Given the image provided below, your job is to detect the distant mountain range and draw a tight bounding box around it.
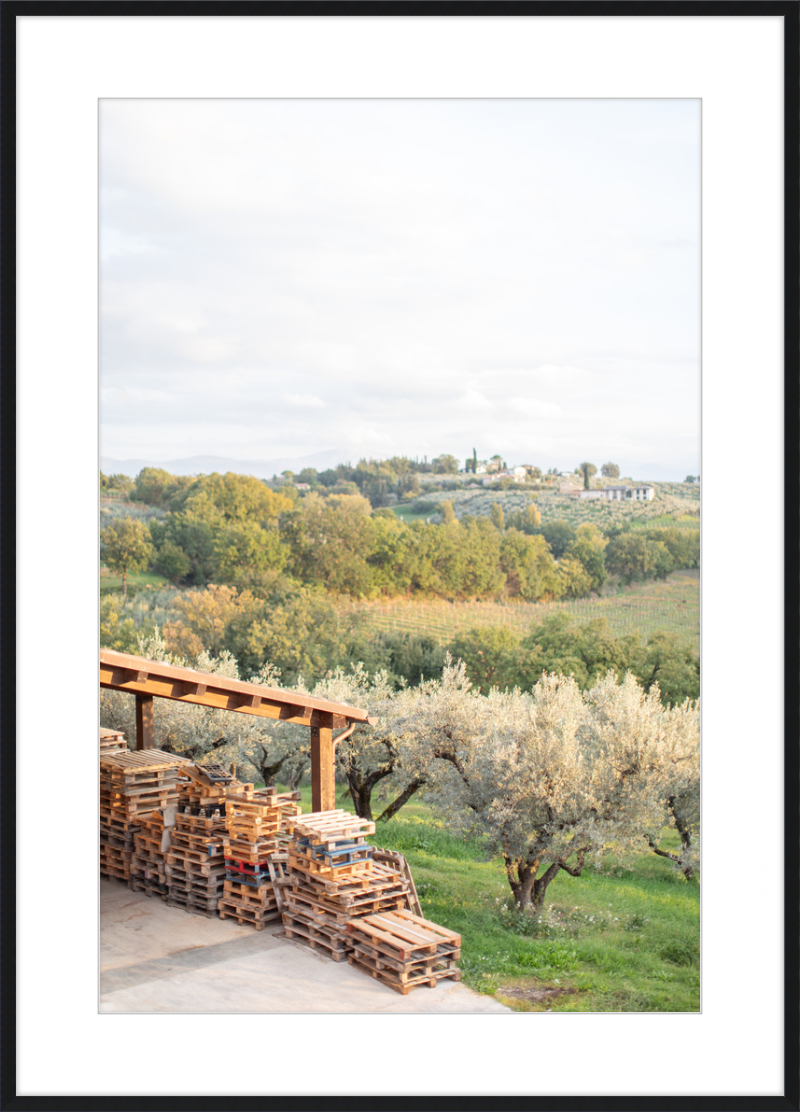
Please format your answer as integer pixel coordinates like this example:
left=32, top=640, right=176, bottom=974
left=100, top=448, right=349, bottom=480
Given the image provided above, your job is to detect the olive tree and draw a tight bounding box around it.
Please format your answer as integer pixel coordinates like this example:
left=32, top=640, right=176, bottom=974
left=314, top=661, right=483, bottom=823
left=426, top=671, right=700, bottom=912
left=641, top=696, right=700, bottom=878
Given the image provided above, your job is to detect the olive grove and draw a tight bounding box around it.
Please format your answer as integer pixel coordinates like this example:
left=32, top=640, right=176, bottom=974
left=100, top=634, right=699, bottom=910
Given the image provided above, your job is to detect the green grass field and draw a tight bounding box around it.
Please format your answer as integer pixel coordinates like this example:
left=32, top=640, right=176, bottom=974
left=338, top=569, right=700, bottom=653
left=271, top=784, right=700, bottom=1012
left=391, top=503, right=438, bottom=524
left=99, top=570, right=171, bottom=595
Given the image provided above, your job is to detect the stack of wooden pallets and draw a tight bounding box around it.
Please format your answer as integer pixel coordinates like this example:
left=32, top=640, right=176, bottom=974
left=346, top=910, right=462, bottom=995
left=280, top=811, right=413, bottom=962
left=165, top=809, right=228, bottom=917
left=100, top=749, right=189, bottom=883
left=100, top=727, right=128, bottom=755
left=178, top=762, right=240, bottom=817
left=217, top=787, right=299, bottom=930
left=129, top=808, right=171, bottom=899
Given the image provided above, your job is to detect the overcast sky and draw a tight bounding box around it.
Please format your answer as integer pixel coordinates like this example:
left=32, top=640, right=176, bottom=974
left=100, top=98, right=700, bottom=479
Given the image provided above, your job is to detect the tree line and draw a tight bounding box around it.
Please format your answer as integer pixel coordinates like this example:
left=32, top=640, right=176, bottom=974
left=100, top=467, right=699, bottom=605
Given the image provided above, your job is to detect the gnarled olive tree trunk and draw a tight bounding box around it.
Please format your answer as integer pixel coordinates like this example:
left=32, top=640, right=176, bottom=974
left=504, top=848, right=588, bottom=912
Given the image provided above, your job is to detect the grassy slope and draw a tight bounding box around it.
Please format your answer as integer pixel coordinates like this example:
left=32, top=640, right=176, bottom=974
left=391, top=504, right=437, bottom=524
left=273, top=784, right=700, bottom=1013
left=100, top=570, right=171, bottom=595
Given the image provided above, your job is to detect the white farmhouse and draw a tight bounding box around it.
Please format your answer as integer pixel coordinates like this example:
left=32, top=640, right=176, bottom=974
left=602, top=485, right=655, bottom=501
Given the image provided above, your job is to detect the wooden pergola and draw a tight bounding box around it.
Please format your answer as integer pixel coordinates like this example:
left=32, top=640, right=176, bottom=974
left=100, top=649, right=377, bottom=812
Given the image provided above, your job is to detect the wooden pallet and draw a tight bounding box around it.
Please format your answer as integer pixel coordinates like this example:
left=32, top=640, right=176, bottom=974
left=223, top=879, right=278, bottom=907
left=166, top=840, right=224, bottom=864
left=284, top=876, right=408, bottom=914
left=225, top=787, right=276, bottom=805
left=100, top=728, right=128, bottom=754
left=347, top=932, right=459, bottom=970
left=225, top=796, right=280, bottom=817
left=166, top=894, right=219, bottom=918
left=165, top=869, right=226, bottom=894
left=130, top=854, right=167, bottom=876
left=346, top=909, right=460, bottom=958
left=282, top=889, right=353, bottom=927
left=101, top=862, right=129, bottom=880
left=347, top=952, right=462, bottom=995
left=168, top=869, right=224, bottom=893
left=165, top=852, right=227, bottom=877
left=281, top=912, right=351, bottom=962
left=287, top=860, right=409, bottom=901
left=294, top=838, right=374, bottom=868
left=174, top=812, right=226, bottom=836
left=291, top=810, right=376, bottom=844
left=287, top=851, right=374, bottom=880
left=182, top=762, right=236, bottom=787
left=372, top=849, right=424, bottom=918
left=345, top=909, right=461, bottom=993
left=101, top=749, right=191, bottom=772
left=105, top=796, right=181, bottom=819
left=100, top=863, right=129, bottom=881
left=267, top=854, right=289, bottom=913
left=101, top=831, right=136, bottom=851
left=100, top=810, right=140, bottom=829
left=100, top=842, right=128, bottom=862
left=128, top=877, right=168, bottom=898
left=222, top=837, right=279, bottom=862
left=177, top=799, right=227, bottom=818
left=218, top=900, right=281, bottom=930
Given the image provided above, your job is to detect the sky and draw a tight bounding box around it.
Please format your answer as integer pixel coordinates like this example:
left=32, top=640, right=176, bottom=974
left=100, top=98, right=700, bottom=479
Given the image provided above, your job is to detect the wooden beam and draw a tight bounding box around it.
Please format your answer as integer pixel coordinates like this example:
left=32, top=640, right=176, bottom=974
left=99, top=651, right=375, bottom=726
left=180, top=681, right=207, bottom=698
left=237, top=693, right=261, bottom=709
left=310, top=722, right=335, bottom=813
left=100, top=672, right=315, bottom=725
left=123, top=667, right=149, bottom=684
left=135, top=693, right=154, bottom=750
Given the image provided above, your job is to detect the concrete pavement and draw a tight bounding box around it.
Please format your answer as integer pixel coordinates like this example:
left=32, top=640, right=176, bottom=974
left=100, top=878, right=512, bottom=1013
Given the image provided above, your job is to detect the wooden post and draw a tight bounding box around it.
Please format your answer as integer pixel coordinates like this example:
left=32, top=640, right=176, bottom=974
left=310, top=717, right=335, bottom=813
left=135, top=693, right=154, bottom=750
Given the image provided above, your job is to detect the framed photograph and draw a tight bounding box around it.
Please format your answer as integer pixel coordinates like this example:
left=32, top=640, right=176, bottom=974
left=9, top=4, right=796, bottom=1108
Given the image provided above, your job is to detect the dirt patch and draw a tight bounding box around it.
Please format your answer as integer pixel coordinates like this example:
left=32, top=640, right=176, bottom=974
left=497, top=985, right=577, bottom=1004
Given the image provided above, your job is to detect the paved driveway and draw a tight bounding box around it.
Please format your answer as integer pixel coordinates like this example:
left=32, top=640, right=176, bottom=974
left=100, top=879, right=511, bottom=1014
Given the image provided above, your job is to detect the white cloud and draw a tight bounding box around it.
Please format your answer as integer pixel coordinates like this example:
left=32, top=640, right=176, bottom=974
left=281, top=393, right=326, bottom=408
left=506, top=397, right=562, bottom=420
left=457, top=390, right=492, bottom=414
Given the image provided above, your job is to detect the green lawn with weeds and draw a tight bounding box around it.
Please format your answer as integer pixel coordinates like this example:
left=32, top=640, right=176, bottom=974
left=391, top=504, right=438, bottom=524
left=267, top=784, right=700, bottom=1013
left=100, top=571, right=171, bottom=596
